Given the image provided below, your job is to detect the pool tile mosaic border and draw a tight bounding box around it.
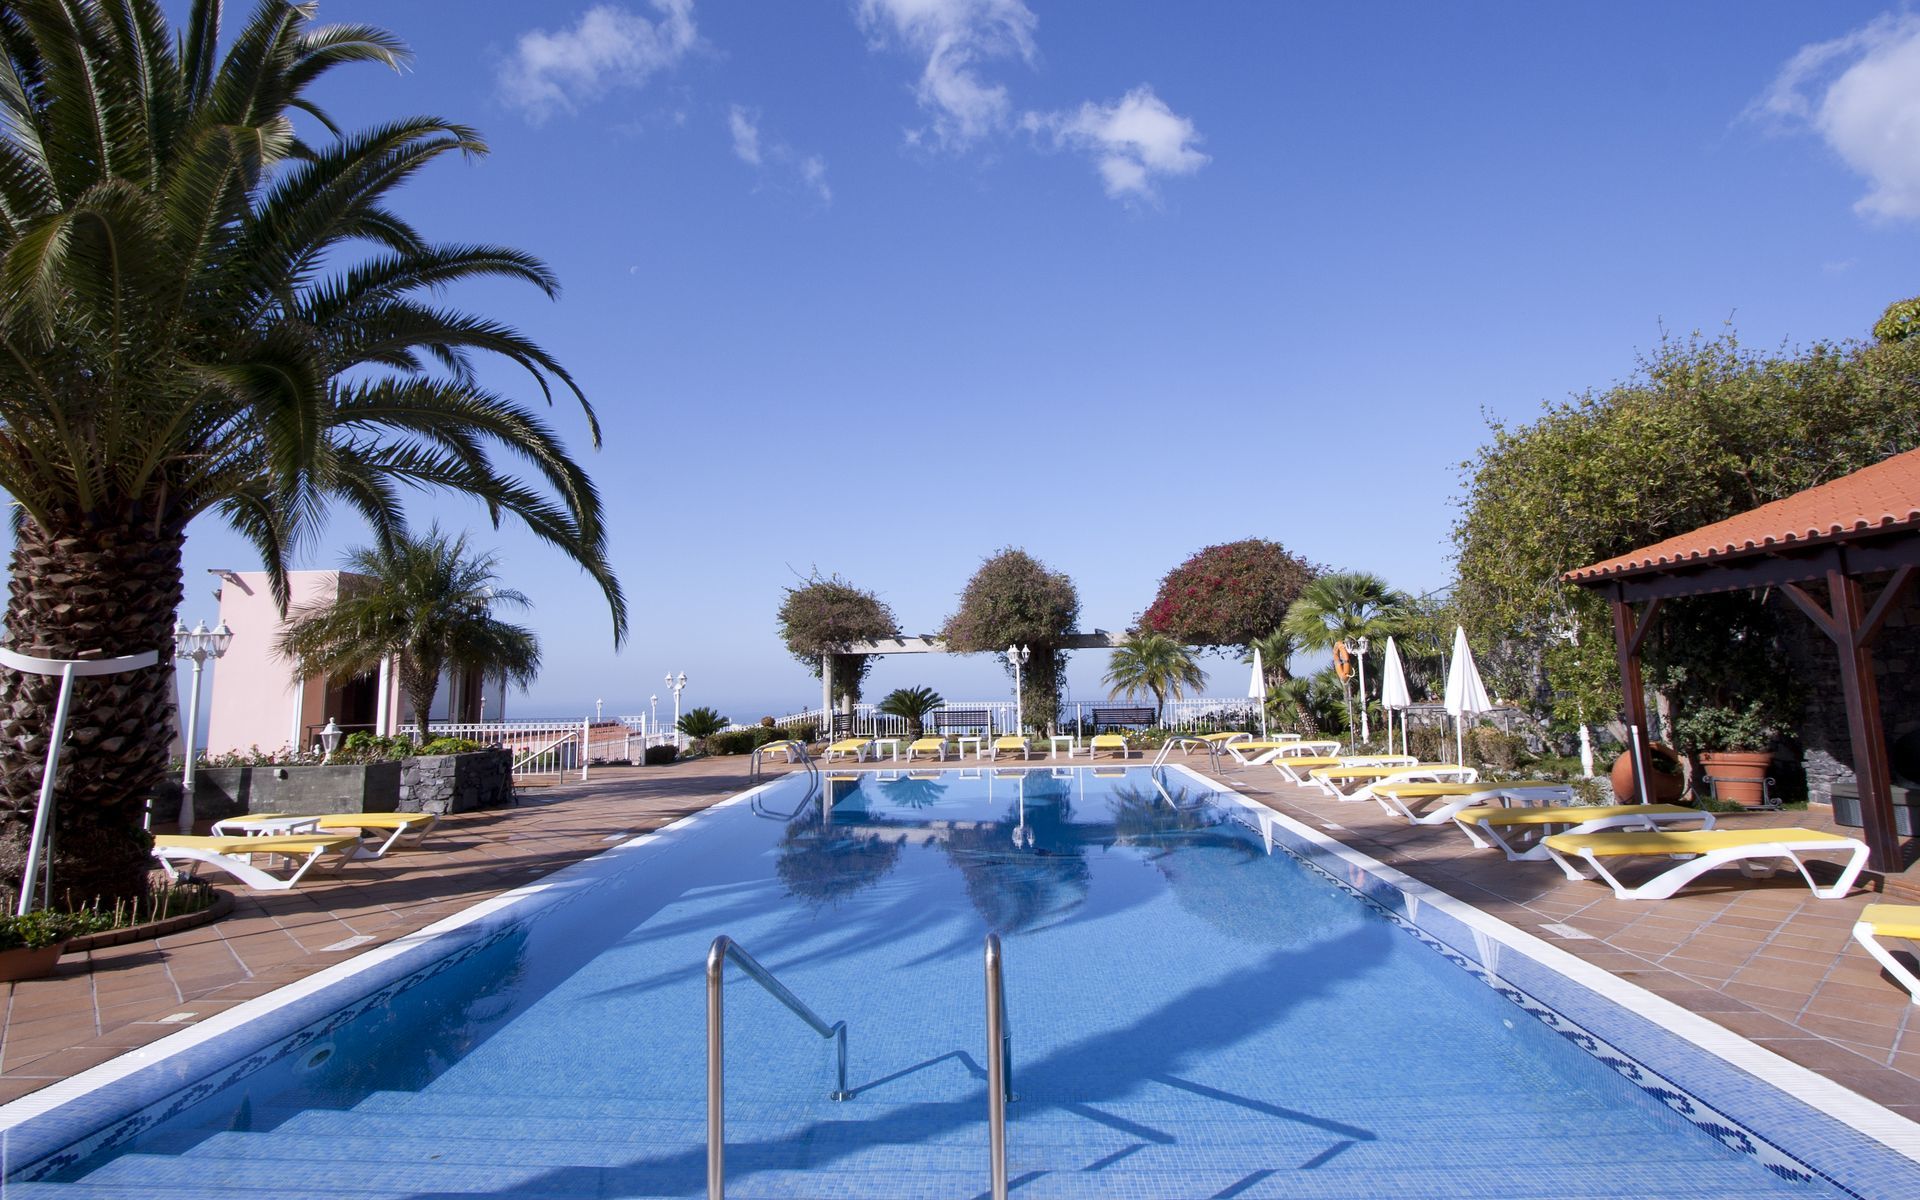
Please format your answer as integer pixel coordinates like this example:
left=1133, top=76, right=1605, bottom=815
left=1171, top=765, right=1920, bottom=1200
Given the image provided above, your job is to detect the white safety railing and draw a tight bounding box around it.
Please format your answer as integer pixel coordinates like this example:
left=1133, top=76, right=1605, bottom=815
left=427, top=719, right=592, bottom=783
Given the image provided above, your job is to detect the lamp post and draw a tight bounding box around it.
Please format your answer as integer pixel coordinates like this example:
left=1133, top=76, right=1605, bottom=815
left=1005, top=644, right=1030, bottom=734
left=650, top=693, right=659, bottom=739
left=1354, top=636, right=1371, bottom=743
left=175, top=618, right=234, bottom=834
left=319, top=718, right=343, bottom=762
left=595, top=698, right=604, bottom=723
left=666, top=671, right=687, bottom=748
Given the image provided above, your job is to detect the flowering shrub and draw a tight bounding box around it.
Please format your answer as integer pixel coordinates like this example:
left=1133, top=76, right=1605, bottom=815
left=1141, top=540, right=1317, bottom=649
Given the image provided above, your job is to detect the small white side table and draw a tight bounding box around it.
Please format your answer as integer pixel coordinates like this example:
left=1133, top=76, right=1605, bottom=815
left=1048, top=735, right=1077, bottom=759
left=209, top=815, right=321, bottom=837
left=871, top=737, right=902, bottom=763
left=956, top=735, right=985, bottom=760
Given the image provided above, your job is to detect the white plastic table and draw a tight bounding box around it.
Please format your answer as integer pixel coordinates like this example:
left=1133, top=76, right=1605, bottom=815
left=871, top=737, right=902, bottom=763
left=956, top=736, right=984, bottom=760
left=209, top=815, right=321, bottom=837
left=1048, top=735, right=1077, bottom=759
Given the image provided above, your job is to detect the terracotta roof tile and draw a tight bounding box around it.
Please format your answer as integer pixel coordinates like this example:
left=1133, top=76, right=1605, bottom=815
left=1565, top=446, right=1920, bottom=583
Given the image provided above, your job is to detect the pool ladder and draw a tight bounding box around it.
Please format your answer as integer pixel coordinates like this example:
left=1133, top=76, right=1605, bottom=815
left=1152, top=735, right=1222, bottom=772
left=705, top=933, right=1016, bottom=1200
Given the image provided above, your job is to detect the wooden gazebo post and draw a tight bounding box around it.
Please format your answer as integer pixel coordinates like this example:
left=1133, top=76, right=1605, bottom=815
left=1782, top=566, right=1915, bottom=874
left=1607, top=591, right=1662, bottom=805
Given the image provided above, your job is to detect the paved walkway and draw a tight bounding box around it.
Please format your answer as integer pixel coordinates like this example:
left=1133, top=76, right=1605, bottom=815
left=1202, top=756, right=1920, bottom=1124
left=2, top=754, right=1918, bottom=1135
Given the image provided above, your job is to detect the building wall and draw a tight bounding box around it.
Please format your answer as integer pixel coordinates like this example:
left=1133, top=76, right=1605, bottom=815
left=205, top=569, right=512, bottom=754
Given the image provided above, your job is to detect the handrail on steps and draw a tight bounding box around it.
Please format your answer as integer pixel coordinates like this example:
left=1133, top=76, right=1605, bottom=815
left=707, top=935, right=849, bottom=1200
left=985, top=932, right=1014, bottom=1200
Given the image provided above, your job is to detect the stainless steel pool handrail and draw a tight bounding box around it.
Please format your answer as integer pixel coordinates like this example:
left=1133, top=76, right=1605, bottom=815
left=1152, top=735, right=1220, bottom=772
left=985, top=933, right=1012, bottom=1200
left=707, top=935, right=850, bottom=1200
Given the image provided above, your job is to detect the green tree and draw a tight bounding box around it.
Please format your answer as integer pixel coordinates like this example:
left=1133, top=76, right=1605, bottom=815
left=1284, top=572, right=1410, bottom=737
left=877, top=686, right=943, bottom=738
left=1453, top=329, right=1920, bottom=740
left=942, top=548, right=1080, bottom=732
left=0, top=2, right=622, bottom=906
left=1102, top=634, right=1206, bottom=724
left=278, top=530, right=539, bottom=742
left=1268, top=669, right=1347, bottom=737
left=1240, top=628, right=1297, bottom=689
left=677, top=707, right=731, bottom=753
left=776, top=572, right=899, bottom=706
left=1140, top=539, right=1317, bottom=651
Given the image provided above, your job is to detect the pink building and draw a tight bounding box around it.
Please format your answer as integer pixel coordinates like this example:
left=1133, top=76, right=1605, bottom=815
left=203, top=570, right=504, bottom=756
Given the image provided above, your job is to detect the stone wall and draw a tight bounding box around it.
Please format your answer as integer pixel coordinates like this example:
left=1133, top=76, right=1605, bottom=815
left=1777, top=583, right=1920, bottom=803
left=398, top=749, right=513, bottom=814
left=192, top=761, right=401, bottom=820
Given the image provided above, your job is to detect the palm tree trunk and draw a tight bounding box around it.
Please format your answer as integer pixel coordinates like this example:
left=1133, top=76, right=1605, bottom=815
left=0, top=517, right=185, bottom=907
left=402, top=660, right=439, bottom=743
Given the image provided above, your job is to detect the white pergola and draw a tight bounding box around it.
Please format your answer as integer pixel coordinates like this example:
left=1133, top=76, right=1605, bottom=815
left=820, top=631, right=1128, bottom=724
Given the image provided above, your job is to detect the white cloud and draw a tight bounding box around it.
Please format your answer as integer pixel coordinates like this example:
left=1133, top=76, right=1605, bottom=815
left=800, top=155, right=833, bottom=203
left=1751, top=14, right=1920, bottom=220
left=500, top=1, right=697, bottom=123
left=728, top=104, right=762, bottom=164
left=1026, top=86, right=1208, bottom=200
left=726, top=107, right=831, bottom=204
left=856, top=0, right=1038, bottom=147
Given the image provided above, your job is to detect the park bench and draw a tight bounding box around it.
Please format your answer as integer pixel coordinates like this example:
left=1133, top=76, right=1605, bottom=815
left=1089, top=706, right=1156, bottom=730
left=932, top=709, right=993, bottom=735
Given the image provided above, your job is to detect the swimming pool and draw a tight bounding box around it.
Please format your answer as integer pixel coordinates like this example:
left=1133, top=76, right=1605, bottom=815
left=1, top=765, right=1913, bottom=1197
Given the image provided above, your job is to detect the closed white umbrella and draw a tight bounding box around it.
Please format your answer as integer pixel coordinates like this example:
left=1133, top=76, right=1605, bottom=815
left=1379, top=635, right=1412, bottom=757
left=1248, top=647, right=1269, bottom=740
left=1442, top=626, right=1492, bottom=766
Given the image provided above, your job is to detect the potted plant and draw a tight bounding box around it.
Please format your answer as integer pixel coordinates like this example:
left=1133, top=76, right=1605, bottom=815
left=1674, top=702, right=1779, bottom=807
left=0, top=909, right=112, bottom=981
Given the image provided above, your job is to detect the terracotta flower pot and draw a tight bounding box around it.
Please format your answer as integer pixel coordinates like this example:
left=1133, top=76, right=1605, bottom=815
left=1609, top=744, right=1684, bottom=803
left=0, top=941, right=67, bottom=982
left=1698, top=750, right=1774, bottom=807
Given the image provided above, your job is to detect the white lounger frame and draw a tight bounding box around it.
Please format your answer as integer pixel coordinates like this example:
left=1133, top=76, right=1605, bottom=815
left=987, top=738, right=1031, bottom=761
left=322, top=814, right=439, bottom=860
left=1853, top=920, right=1920, bottom=1005
left=1227, top=739, right=1342, bottom=767
left=1455, top=804, right=1711, bottom=863
left=1546, top=835, right=1870, bottom=901
left=151, top=839, right=360, bottom=891
left=1342, top=765, right=1481, bottom=803
left=822, top=740, right=873, bottom=763
left=1372, top=781, right=1571, bottom=825
left=1271, top=753, right=1411, bottom=786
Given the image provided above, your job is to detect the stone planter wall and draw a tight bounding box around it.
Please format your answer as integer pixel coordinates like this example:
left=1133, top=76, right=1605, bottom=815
left=399, top=749, right=513, bottom=814
left=191, top=761, right=401, bottom=821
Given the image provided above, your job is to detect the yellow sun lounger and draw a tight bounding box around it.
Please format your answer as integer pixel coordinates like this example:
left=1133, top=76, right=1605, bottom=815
left=1370, top=780, right=1572, bottom=824
left=754, top=739, right=807, bottom=765
left=1853, top=904, right=1920, bottom=1004
left=989, top=736, right=1031, bottom=760
left=823, top=738, right=873, bottom=763
left=1541, top=827, right=1869, bottom=900
left=1269, top=756, right=1347, bottom=784
left=905, top=736, right=949, bottom=761
left=1451, top=802, right=1710, bottom=862
left=1089, top=733, right=1130, bottom=758
left=151, top=833, right=363, bottom=891
left=312, top=812, right=440, bottom=858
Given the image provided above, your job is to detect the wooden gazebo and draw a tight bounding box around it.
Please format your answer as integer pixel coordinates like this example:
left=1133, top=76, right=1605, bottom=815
left=1566, top=447, right=1920, bottom=876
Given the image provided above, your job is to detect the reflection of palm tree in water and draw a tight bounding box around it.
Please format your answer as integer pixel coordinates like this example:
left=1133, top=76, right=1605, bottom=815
left=941, top=772, right=1091, bottom=932
left=775, top=823, right=903, bottom=905
left=875, top=773, right=948, bottom=810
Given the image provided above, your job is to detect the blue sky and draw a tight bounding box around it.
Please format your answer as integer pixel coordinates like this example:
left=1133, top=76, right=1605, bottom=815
left=148, top=1, right=1920, bottom=721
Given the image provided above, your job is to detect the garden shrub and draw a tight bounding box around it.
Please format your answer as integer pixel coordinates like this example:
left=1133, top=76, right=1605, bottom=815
left=0, top=909, right=114, bottom=951
left=706, top=730, right=759, bottom=756
left=419, top=736, right=482, bottom=756
left=643, top=743, right=679, bottom=766
left=1468, top=727, right=1526, bottom=770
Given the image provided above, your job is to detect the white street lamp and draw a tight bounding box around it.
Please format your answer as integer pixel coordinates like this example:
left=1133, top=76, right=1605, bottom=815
left=649, top=693, right=659, bottom=738
left=175, top=618, right=234, bottom=833
left=595, top=698, right=604, bottom=723
left=1005, top=644, right=1030, bottom=733
left=666, top=671, right=688, bottom=748
left=1354, top=636, right=1372, bottom=743
left=319, top=717, right=343, bottom=761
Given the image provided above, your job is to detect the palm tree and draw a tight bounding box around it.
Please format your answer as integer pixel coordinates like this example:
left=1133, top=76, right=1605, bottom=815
left=0, top=2, right=624, bottom=904
left=877, top=686, right=943, bottom=738
left=278, top=531, right=539, bottom=741
left=677, top=707, right=730, bottom=754
left=1102, top=634, right=1206, bottom=724
left=1240, top=627, right=1296, bottom=688
left=1283, top=573, right=1410, bottom=736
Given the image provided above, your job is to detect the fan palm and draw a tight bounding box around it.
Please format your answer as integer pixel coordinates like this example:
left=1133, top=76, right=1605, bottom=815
left=876, top=685, right=943, bottom=738
left=1240, top=627, right=1296, bottom=687
left=1102, top=633, right=1205, bottom=724
left=1282, top=573, right=1409, bottom=734
left=0, top=2, right=624, bottom=904
left=277, top=530, right=539, bottom=741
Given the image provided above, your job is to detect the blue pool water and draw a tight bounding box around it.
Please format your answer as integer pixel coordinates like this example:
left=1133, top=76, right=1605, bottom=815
left=8, top=768, right=1856, bottom=1197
